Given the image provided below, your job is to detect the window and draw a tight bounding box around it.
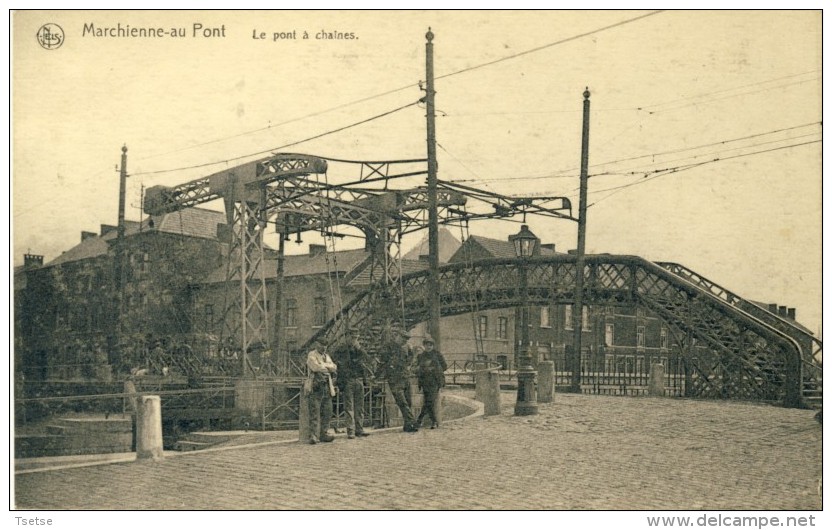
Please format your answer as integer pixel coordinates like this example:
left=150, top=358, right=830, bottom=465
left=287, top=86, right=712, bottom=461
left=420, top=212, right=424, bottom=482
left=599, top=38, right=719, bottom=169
left=637, top=326, right=645, bottom=349
left=605, top=323, right=614, bottom=346
left=496, top=355, right=508, bottom=370
left=497, top=317, right=509, bottom=339
left=582, top=306, right=591, bottom=330
left=564, top=305, right=573, bottom=330
left=540, top=306, right=550, bottom=328
left=478, top=315, right=488, bottom=339
left=660, top=328, right=668, bottom=350
left=605, top=306, right=615, bottom=315
left=285, top=299, right=297, bottom=327
left=636, top=307, right=645, bottom=318
left=313, top=297, right=327, bottom=326
left=204, top=304, right=214, bottom=333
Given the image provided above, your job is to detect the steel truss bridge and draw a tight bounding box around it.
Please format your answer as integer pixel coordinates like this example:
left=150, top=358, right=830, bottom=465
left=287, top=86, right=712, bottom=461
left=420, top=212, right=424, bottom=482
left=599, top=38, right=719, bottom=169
left=304, top=255, right=821, bottom=409
left=143, top=153, right=572, bottom=369
left=143, top=153, right=820, bottom=408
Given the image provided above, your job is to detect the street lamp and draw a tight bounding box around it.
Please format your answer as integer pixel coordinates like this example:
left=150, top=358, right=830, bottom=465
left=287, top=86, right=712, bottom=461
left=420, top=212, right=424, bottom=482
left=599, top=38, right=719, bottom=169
left=510, top=224, right=539, bottom=416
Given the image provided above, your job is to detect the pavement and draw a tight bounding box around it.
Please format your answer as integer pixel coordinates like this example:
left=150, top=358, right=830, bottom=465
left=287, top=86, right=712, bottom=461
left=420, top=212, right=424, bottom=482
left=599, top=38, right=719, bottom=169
left=13, top=390, right=822, bottom=510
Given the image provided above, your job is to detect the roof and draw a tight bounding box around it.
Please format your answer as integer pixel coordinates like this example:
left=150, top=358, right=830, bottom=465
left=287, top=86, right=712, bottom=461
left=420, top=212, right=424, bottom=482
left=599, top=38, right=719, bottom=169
left=749, top=301, right=814, bottom=335
left=346, top=258, right=429, bottom=287
left=44, top=208, right=225, bottom=268
left=402, top=227, right=461, bottom=263
left=452, top=235, right=558, bottom=260
left=201, top=248, right=371, bottom=285
left=147, top=207, right=226, bottom=241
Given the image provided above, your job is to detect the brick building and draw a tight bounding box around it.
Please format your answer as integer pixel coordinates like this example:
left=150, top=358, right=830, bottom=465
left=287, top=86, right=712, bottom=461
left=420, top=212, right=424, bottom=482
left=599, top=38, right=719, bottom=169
left=16, top=208, right=225, bottom=381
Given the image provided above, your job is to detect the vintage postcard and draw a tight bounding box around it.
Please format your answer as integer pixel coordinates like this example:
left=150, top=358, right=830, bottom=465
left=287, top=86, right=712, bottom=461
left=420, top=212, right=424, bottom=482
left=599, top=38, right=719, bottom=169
left=10, top=9, right=823, bottom=520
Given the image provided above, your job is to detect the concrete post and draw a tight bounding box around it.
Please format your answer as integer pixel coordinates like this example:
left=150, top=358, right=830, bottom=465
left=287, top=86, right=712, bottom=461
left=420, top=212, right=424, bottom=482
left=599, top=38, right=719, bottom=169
left=538, top=361, right=555, bottom=403
left=474, top=371, right=488, bottom=404
left=476, top=371, right=502, bottom=416
left=136, top=395, right=163, bottom=460
left=298, top=384, right=310, bottom=443
left=649, top=363, right=666, bottom=397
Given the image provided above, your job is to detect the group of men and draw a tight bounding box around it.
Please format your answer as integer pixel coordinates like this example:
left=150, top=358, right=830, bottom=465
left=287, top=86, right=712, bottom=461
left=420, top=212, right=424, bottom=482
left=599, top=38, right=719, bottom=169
left=305, top=327, right=448, bottom=444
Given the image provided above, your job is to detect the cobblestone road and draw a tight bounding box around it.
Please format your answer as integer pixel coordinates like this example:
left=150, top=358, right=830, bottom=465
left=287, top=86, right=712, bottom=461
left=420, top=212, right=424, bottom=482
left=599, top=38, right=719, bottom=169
left=14, top=392, right=822, bottom=510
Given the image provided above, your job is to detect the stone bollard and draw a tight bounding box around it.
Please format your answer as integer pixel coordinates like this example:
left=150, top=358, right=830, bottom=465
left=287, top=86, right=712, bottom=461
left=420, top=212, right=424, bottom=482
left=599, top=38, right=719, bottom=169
left=298, top=384, right=310, bottom=443
left=649, top=363, right=666, bottom=397
left=538, top=361, right=555, bottom=403
left=136, top=395, right=163, bottom=460
left=474, top=371, right=486, bottom=401
left=476, top=370, right=502, bottom=416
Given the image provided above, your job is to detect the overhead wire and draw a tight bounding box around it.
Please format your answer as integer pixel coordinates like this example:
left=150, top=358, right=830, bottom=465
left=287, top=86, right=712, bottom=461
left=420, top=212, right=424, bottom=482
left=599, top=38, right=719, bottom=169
left=443, top=121, right=822, bottom=185
left=132, top=11, right=664, bottom=168
left=130, top=100, right=422, bottom=177
left=586, top=139, right=822, bottom=207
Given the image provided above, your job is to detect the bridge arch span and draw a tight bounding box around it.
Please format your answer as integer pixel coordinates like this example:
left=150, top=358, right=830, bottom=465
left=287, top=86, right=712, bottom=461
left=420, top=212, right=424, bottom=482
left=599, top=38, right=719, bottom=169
left=306, top=254, right=807, bottom=407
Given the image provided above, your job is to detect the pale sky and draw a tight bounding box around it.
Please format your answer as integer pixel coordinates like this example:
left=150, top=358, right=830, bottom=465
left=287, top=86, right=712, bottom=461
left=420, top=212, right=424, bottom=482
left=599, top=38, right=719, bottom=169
left=12, top=10, right=823, bottom=334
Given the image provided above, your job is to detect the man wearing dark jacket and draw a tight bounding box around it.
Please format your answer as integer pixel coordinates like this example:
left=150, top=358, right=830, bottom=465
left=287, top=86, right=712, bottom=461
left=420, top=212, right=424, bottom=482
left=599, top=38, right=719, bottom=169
left=379, top=327, right=418, bottom=432
left=331, top=332, right=372, bottom=439
left=415, top=335, right=448, bottom=429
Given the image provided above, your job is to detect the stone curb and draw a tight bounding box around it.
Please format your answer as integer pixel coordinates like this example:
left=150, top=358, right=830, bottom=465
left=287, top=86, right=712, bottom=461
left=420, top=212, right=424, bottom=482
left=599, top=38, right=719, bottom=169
left=15, top=392, right=485, bottom=474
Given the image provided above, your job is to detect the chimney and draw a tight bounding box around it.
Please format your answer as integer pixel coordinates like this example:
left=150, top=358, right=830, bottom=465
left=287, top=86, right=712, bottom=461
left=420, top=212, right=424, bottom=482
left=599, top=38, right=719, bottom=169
left=309, top=244, right=326, bottom=256
left=23, top=254, right=43, bottom=269
left=787, top=308, right=796, bottom=320
left=567, top=249, right=577, bottom=255
left=81, top=231, right=97, bottom=242
left=778, top=305, right=788, bottom=317
left=100, top=224, right=117, bottom=236
left=540, top=243, right=556, bottom=253
left=768, top=303, right=778, bottom=314
left=419, top=254, right=430, bottom=262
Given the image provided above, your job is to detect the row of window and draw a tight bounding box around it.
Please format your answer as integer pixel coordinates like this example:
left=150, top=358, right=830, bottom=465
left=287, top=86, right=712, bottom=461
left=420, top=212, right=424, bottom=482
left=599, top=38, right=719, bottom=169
left=604, top=324, right=668, bottom=349
left=202, top=297, right=330, bottom=333
left=476, top=315, right=509, bottom=340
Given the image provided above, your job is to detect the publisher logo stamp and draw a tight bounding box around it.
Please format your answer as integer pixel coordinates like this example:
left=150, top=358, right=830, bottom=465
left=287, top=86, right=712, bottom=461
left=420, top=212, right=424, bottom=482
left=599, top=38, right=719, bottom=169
left=37, top=23, right=64, bottom=50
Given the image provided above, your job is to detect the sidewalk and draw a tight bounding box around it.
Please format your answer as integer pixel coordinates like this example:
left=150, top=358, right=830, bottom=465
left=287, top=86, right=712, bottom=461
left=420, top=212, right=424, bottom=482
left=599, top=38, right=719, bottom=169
left=13, top=391, right=822, bottom=510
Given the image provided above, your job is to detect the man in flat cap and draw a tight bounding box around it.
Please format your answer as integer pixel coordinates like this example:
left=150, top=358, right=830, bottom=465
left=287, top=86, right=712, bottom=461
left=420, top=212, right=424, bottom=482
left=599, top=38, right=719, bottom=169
left=379, top=326, right=418, bottom=432
left=415, top=335, right=448, bottom=429
left=306, top=338, right=337, bottom=444
left=331, top=330, right=372, bottom=439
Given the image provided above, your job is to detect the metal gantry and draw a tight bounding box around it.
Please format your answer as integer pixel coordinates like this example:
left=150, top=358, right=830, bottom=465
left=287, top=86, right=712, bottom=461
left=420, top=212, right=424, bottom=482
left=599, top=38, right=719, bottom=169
left=143, top=152, right=573, bottom=375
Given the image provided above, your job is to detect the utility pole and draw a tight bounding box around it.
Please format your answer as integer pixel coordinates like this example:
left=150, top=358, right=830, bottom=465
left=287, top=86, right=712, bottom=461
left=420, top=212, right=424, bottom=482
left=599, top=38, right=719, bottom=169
left=570, top=89, right=591, bottom=393
left=275, top=224, right=287, bottom=374
left=425, top=28, right=441, bottom=349
left=112, top=144, right=128, bottom=367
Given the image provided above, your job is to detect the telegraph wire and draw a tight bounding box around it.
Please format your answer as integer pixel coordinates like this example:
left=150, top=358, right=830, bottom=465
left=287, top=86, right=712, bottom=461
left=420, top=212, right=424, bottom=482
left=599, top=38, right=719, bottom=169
left=131, top=100, right=422, bottom=177
left=597, top=131, right=822, bottom=177
left=638, top=76, right=820, bottom=115
left=135, top=12, right=663, bottom=164
left=444, top=121, right=821, bottom=185
left=585, top=139, right=822, bottom=206
left=436, top=11, right=664, bottom=81
left=588, top=122, right=821, bottom=172
left=636, top=69, right=820, bottom=112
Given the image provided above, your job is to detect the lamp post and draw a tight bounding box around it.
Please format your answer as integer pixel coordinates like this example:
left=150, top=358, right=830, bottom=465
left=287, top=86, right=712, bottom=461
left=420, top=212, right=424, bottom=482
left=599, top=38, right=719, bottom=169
left=511, top=224, right=539, bottom=416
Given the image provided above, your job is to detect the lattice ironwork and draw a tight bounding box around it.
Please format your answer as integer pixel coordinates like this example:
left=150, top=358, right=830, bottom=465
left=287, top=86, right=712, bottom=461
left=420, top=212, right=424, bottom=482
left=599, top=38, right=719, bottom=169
left=305, top=254, right=808, bottom=407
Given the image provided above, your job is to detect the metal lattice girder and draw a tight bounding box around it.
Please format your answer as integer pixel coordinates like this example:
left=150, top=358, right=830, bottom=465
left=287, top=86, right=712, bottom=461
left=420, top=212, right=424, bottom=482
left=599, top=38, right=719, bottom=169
left=144, top=154, right=328, bottom=215
left=304, top=254, right=805, bottom=407
left=657, top=262, right=822, bottom=365
left=220, top=199, right=270, bottom=368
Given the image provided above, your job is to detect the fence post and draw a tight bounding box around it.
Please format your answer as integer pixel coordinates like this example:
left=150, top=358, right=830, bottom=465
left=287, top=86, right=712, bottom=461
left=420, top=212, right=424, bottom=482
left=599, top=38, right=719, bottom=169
left=538, top=361, right=555, bottom=403
left=649, top=363, right=666, bottom=397
left=136, top=395, right=163, bottom=460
